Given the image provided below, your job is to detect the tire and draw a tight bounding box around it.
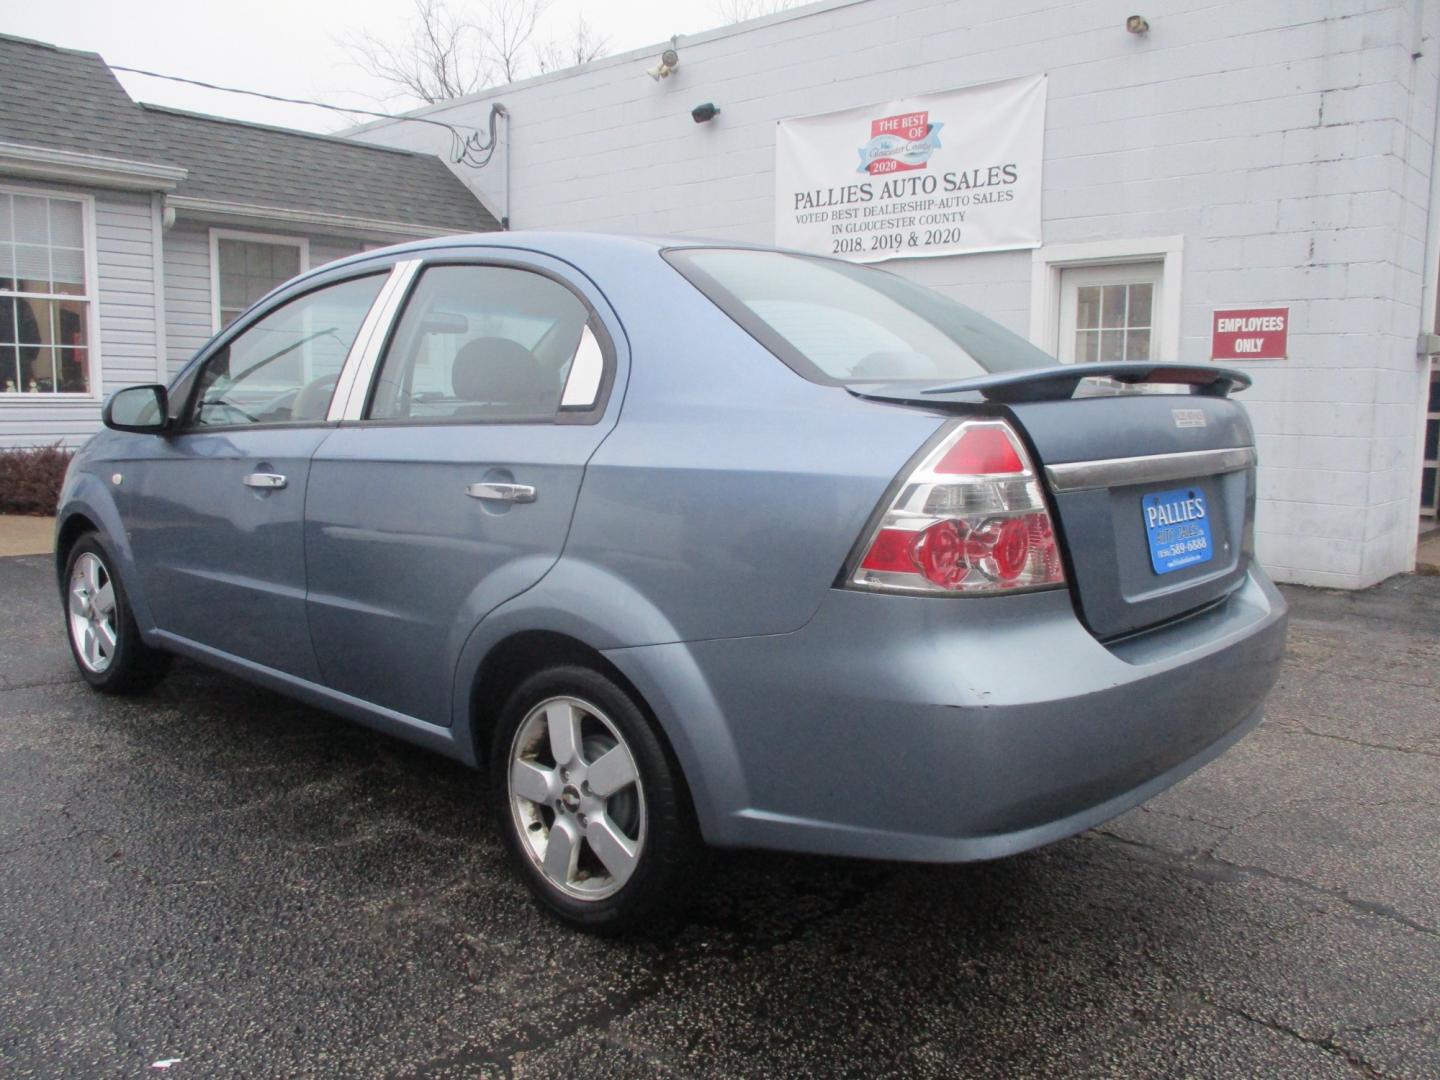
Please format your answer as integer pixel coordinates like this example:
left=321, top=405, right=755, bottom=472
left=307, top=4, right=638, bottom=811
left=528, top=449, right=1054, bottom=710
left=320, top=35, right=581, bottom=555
left=62, top=534, right=170, bottom=694
left=489, top=664, right=703, bottom=932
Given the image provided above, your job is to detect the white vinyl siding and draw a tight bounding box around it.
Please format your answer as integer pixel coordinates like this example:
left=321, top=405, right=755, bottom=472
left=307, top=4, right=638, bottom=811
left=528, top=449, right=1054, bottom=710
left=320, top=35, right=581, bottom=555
left=311, top=237, right=365, bottom=271
left=161, top=224, right=212, bottom=376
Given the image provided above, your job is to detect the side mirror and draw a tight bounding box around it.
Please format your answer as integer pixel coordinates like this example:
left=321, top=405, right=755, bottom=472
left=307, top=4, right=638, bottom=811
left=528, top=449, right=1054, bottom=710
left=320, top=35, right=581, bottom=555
left=103, top=384, right=170, bottom=434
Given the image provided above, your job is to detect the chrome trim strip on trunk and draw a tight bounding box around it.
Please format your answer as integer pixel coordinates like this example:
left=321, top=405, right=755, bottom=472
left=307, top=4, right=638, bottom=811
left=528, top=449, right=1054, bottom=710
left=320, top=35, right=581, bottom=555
left=1045, top=446, right=1256, bottom=493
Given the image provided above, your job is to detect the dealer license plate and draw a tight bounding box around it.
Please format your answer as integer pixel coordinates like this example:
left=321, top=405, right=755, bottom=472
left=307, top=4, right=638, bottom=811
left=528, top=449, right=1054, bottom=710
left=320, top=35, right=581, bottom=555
left=1142, top=487, right=1214, bottom=575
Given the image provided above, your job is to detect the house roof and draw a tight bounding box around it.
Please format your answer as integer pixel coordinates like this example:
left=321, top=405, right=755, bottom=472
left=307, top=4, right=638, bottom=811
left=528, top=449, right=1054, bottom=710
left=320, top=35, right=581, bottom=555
left=142, top=106, right=497, bottom=233
left=0, top=34, right=173, bottom=165
left=0, top=32, right=495, bottom=234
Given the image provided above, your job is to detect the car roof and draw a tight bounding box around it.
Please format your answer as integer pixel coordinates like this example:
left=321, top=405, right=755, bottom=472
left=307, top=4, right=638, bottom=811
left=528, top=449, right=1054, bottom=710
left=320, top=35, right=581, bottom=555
left=300, top=230, right=781, bottom=284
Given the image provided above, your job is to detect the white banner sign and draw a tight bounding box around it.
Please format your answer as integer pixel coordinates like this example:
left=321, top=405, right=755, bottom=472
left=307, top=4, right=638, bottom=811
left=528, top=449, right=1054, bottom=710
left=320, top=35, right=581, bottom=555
left=774, top=75, right=1046, bottom=263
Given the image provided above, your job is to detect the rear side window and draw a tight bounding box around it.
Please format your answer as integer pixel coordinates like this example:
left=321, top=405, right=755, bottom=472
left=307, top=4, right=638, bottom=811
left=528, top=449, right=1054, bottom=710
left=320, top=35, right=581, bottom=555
left=664, top=248, right=1058, bottom=384
left=367, top=265, right=598, bottom=422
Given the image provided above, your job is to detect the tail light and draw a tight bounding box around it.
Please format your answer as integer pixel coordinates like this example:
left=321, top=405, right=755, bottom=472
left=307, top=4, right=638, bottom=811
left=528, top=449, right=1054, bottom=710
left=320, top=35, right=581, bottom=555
left=847, top=419, right=1065, bottom=595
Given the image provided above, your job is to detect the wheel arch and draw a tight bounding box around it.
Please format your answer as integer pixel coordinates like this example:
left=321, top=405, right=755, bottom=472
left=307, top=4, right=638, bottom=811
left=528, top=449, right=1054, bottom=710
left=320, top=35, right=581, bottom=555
left=466, top=628, right=707, bottom=831
left=469, top=630, right=641, bottom=768
left=55, top=510, right=99, bottom=584
left=453, top=564, right=751, bottom=845
left=53, top=474, right=158, bottom=637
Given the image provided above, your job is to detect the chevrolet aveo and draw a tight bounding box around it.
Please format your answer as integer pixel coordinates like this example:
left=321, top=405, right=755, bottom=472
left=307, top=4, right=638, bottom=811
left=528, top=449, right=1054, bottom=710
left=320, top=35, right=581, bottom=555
left=57, top=234, right=1287, bottom=930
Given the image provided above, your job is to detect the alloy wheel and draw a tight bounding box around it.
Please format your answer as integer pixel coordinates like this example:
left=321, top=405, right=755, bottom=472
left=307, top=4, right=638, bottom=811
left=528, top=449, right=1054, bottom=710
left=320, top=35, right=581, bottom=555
left=507, top=695, right=646, bottom=901
left=68, top=552, right=117, bottom=674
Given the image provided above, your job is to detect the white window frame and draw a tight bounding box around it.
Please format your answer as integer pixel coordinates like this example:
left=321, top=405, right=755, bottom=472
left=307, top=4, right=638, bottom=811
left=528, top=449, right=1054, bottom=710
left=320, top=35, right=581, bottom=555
left=209, top=228, right=309, bottom=333
left=0, top=182, right=102, bottom=402
left=1029, top=236, right=1183, bottom=363
left=1056, top=262, right=1164, bottom=364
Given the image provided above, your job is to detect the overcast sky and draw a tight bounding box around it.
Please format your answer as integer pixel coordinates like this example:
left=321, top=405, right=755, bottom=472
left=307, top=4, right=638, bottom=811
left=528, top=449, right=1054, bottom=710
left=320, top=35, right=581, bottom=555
left=4, top=0, right=752, bottom=133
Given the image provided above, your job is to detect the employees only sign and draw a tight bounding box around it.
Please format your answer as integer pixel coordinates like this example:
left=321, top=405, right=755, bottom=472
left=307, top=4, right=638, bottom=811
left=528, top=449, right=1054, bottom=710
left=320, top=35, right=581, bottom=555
left=774, top=75, right=1046, bottom=262
left=1211, top=307, right=1289, bottom=360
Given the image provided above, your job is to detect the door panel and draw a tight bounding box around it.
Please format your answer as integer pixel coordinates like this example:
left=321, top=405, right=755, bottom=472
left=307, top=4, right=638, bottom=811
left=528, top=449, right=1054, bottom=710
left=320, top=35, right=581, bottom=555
left=304, top=257, right=624, bottom=727
left=121, top=270, right=391, bottom=678
left=305, top=426, right=608, bottom=723
left=126, top=429, right=331, bottom=679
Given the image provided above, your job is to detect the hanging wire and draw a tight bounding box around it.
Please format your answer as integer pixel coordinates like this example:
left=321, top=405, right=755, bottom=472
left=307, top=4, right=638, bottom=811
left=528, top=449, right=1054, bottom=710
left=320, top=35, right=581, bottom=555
left=109, top=64, right=504, bottom=168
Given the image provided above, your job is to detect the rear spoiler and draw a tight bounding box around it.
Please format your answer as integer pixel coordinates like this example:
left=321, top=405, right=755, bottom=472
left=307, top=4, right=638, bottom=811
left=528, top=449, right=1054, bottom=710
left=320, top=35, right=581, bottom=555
left=850, top=362, right=1252, bottom=405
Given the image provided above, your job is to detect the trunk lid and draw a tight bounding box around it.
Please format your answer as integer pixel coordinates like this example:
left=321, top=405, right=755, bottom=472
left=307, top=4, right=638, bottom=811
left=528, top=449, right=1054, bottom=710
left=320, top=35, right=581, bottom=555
left=850, top=364, right=1257, bottom=639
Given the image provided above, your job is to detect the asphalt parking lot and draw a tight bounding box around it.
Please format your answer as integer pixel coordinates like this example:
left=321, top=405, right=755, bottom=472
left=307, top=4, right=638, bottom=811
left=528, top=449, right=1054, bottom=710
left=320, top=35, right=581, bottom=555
left=2, top=553, right=1438, bottom=1079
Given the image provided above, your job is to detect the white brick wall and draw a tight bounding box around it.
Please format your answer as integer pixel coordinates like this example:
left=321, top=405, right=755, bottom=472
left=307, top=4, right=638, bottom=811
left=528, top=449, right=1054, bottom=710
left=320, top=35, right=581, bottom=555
left=351, top=0, right=1440, bottom=587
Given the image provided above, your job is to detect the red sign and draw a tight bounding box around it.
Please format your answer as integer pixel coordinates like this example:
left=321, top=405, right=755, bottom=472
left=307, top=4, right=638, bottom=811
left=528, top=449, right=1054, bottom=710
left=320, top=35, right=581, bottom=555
left=863, top=111, right=933, bottom=174
left=871, top=111, right=930, bottom=141
left=1211, top=307, right=1289, bottom=360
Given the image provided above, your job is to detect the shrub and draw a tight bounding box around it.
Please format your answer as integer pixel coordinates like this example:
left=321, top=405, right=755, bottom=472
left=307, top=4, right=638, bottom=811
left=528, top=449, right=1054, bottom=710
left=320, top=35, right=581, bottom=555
left=0, top=443, right=74, bottom=516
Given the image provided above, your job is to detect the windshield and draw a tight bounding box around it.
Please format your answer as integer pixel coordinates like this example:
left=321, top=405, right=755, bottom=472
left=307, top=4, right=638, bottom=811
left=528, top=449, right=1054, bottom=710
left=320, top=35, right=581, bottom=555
left=664, top=248, right=1059, bottom=384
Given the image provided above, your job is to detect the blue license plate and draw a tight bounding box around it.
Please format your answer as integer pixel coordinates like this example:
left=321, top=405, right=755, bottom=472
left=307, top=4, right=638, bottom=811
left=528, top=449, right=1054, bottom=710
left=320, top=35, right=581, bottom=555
left=1142, top=487, right=1214, bottom=574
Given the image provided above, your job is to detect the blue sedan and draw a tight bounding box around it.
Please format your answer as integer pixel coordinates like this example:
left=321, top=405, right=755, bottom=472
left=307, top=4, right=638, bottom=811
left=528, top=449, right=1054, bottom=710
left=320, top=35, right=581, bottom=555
left=56, top=233, right=1287, bottom=930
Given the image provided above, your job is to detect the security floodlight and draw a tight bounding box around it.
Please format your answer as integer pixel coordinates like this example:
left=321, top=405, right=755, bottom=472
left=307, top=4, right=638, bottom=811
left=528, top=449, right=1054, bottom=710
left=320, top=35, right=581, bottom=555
left=648, top=42, right=680, bottom=80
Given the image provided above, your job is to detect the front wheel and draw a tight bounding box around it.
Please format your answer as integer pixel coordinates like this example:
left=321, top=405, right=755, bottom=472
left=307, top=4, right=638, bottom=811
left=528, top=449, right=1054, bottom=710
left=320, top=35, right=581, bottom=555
left=63, top=534, right=169, bottom=693
left=490, top=665, right=702, bottom=932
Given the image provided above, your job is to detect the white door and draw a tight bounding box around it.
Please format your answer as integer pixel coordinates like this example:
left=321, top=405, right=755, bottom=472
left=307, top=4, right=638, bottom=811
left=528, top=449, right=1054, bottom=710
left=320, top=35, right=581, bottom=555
left=1057, top=262, right=1164, bottom=363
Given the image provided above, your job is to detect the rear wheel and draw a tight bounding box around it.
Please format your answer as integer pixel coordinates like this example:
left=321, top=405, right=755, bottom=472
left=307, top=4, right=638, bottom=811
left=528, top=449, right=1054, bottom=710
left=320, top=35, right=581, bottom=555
left=63, top=534, right=169, bottom=693
left=490, top=664, right=701, bottom=931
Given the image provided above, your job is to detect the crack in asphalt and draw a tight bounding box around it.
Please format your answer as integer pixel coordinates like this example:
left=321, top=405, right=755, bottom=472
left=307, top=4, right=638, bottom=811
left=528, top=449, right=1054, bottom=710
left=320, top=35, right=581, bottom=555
left=1267, top=718, right=1440, bottom=761
left=1093, top=830, right=1439, bottom=939
left=1196, top=995, right=1385, bottom=1078
left=0, top=676, right=81, bottom=691
left=399, top=870, right=891, bottom=1078
left=1281, top=659, right=1438, bottom=694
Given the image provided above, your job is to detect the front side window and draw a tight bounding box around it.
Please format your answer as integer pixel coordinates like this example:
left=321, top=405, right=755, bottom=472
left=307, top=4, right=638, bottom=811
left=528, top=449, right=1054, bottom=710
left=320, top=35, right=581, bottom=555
left=368, top=265, right=595, bottom=422
left=214, top=235, right=305, bottom=329
left=189, top=273, right=385, bottom=428
left=664, top=248, right=1057, bottom=384
left=0, top=190, right=92, bottom=395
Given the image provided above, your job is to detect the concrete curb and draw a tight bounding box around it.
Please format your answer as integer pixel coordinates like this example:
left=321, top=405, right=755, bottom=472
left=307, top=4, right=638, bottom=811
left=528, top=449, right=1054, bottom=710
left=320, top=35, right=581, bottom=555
left=1418, top=529, right=1440, bottom=576
left=0, top=516, right=54, bottom=558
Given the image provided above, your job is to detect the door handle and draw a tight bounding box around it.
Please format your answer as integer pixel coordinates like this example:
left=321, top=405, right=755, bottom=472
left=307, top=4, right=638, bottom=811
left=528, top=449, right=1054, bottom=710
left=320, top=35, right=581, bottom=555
left=243, top=472, right=288, bottom=490
left=465, top=481, right=536, bottom=504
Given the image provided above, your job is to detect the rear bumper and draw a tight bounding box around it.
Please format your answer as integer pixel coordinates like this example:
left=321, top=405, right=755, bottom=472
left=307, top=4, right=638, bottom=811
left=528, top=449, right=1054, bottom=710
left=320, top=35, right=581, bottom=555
left=610, top=569, right=1287, bottom=862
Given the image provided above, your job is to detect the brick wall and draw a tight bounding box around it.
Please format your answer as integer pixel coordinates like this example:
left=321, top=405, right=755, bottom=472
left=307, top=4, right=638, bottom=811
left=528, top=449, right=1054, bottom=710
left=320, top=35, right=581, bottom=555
left=351, top=0, right=1440, bottom=587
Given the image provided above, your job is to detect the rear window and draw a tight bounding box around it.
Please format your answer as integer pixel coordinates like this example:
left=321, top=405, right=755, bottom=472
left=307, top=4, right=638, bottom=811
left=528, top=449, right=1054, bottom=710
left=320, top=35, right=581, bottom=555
left=664, top=248, right=1058, bottom=384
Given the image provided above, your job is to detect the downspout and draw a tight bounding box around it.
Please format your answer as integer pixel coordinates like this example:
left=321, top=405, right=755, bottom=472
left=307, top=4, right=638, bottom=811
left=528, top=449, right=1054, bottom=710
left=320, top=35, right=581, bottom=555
left=150, top=193, right=168, bottom=383
left=1405, top=0, right=1439, bottom=567
left=498, top=104, right=512, bottom=230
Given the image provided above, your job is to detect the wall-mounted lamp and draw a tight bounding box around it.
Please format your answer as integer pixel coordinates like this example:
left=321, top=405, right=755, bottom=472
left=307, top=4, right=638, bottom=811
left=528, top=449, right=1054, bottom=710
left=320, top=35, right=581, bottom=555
left=648, top=39, right=680, bottom=80
left=691, top=102, right=720, bottom=124
left=1126, top=14, right=1150, bottom=34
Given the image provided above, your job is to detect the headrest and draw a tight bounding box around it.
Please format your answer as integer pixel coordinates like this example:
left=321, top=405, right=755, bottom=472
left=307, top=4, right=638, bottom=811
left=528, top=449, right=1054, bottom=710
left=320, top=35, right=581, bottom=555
left=451, top=337, right=551, bottom=408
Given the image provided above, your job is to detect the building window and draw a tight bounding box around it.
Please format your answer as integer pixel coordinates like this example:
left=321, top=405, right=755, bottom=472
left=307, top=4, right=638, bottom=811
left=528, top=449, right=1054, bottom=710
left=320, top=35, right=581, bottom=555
left=0, top=189, right=93, bottom=395
left=1058, top=262, right=1162, bottom=363
left=211, top=231, right=307, bottom=330
left=1029, top=237, right=1183, bottom=364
